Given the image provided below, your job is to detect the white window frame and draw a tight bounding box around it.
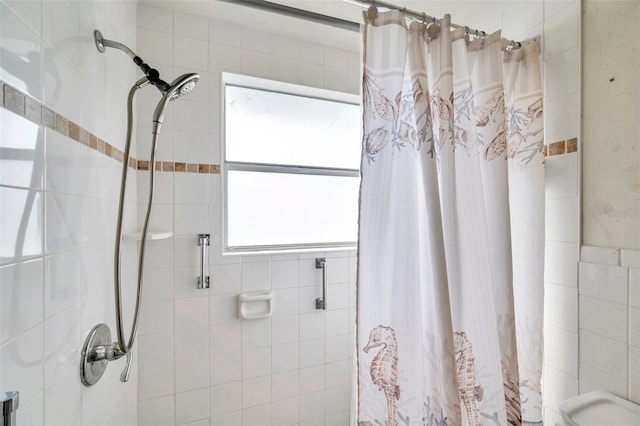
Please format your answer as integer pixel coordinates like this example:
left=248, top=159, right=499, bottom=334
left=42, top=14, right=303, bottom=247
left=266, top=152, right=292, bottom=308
left=221, top=73, right=361, bottom=254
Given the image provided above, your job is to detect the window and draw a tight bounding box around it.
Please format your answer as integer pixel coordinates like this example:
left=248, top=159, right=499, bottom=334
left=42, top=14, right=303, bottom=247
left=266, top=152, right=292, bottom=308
left=222, top=74, right=361, bottom=252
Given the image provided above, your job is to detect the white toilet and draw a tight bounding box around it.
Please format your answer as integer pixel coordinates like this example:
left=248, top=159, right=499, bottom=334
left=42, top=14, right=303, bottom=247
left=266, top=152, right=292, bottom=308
left=559, top=391, right=640, bottom=426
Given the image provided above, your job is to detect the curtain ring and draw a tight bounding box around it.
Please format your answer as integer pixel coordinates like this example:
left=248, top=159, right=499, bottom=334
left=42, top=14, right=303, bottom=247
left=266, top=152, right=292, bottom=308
left=367, top=1, right=378, bottom=20
left=506, top=40, right=520, bottom=51
left=421, top=12, right=427, bottom=25
left=464, top=26, right=469, bottom=35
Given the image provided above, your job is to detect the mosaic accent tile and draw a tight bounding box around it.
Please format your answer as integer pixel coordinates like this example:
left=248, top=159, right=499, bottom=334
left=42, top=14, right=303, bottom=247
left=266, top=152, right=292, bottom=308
left=549, top=141, right=565, bottom=156
left=544, top=137, right=579, bottom=157
left=69, top=121, right=81, bottom=141
left=4, top=84, right=25, bottom=116
left=25, top=97, right=41, bottom=123
left=113, top=148, right=124, bottom=163
left=0, top=78, right=221, bottom=175
left=41, top=106, right=56, bottom=128
left=55, top=114, right=69, bottom=136
left=79, top=128, right=89, bottom=145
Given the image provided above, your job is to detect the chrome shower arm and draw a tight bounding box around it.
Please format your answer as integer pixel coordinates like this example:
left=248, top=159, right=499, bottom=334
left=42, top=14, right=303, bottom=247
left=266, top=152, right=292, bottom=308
left=94, top=31, right=138, bottom=59
left=94, top=29, right=170, bottom=93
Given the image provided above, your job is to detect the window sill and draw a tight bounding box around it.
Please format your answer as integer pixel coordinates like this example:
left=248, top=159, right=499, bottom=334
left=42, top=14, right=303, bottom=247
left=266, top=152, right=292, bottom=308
left=223, top=244, right=357, bottom=257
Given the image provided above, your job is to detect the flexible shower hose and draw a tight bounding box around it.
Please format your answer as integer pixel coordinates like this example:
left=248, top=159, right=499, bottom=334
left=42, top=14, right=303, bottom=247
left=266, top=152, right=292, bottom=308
left=112, top=77, right=157, bottom=381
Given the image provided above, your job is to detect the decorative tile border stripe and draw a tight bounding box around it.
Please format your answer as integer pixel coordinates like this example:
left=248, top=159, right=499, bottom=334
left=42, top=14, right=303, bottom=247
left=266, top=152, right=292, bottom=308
left=543, top=137, right=578, bottom=157
left=0, top=80, right=219, bottom=174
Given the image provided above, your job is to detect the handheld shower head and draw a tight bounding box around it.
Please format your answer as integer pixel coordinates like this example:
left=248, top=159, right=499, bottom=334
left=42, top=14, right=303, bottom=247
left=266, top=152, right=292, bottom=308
left=152, top=73, right=200, bottom=134
left=166, top=73, right=200, bottom=101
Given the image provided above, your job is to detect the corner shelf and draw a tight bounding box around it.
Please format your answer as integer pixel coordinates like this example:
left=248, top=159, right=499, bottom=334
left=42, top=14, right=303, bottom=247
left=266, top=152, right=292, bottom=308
left=122, top=231, right=173, bottom=241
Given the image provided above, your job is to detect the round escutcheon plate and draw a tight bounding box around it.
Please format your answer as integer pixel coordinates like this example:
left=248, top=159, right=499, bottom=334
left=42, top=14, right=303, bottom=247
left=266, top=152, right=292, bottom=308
left=80, top=323, right=111, bottom=386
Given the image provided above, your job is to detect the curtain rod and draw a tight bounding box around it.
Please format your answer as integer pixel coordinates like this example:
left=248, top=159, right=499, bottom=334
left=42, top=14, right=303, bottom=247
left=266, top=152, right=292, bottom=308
left=217, top=0, right=531, bottom=49
left=215, top=0, right=361, bottom=32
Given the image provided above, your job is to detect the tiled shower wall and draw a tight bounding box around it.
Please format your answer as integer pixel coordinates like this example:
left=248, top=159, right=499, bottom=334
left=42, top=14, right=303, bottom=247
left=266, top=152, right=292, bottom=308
left=577, top=246, right=640, bottom=402
left=134, top=4, right=359, bottom=426
left=0, top=1, right=138, bottom=425
left=575, top=0, right=640, bottom=413
left=539, top=1, right=582, bottom=424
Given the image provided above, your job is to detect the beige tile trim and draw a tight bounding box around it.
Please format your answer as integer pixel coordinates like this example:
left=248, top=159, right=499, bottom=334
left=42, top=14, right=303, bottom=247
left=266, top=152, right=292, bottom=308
left=0, top=80, right=220, bottom=174
left=543, top=137, right=578, bottom=157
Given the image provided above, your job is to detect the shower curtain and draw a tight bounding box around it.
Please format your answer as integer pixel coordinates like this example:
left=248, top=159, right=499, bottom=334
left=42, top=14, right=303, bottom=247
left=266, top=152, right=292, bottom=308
left=357, top=11, right=544, bottom=426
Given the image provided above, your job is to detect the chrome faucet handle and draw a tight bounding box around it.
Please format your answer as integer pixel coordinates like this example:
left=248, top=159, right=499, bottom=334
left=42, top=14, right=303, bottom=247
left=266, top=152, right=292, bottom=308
left=120, top=349, right=133, bottom=382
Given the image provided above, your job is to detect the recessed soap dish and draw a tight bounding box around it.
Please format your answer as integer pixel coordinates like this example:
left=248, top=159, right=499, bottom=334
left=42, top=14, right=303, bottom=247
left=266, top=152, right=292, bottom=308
left=238, top=291, right=272, bottom=320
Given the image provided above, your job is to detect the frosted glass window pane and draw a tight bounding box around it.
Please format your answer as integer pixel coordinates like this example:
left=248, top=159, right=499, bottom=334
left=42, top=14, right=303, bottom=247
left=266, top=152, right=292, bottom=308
left=225, top=85, right=360, bottom=169
left=227, top=171, right=359, bottom=248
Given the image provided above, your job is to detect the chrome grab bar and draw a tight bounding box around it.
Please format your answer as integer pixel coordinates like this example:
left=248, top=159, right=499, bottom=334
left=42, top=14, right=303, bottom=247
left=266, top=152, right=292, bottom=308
left=1, top=391, right=18, bottom=426
left=198, top=234, right=210, bottom=289
left=315, top=257, right=327, bottom=310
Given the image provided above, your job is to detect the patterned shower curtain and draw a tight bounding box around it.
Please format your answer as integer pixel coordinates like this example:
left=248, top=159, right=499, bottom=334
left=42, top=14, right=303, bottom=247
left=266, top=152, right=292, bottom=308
left=357, top=11, right=544, bottom=426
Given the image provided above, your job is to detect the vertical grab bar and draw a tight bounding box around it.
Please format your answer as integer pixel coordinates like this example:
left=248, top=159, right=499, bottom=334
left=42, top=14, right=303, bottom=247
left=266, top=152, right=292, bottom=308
left=1, top=391, right=19, bottom=426
left=198, top=234, right=210, bottom=289
left=315, top=257, right=327, bottom=310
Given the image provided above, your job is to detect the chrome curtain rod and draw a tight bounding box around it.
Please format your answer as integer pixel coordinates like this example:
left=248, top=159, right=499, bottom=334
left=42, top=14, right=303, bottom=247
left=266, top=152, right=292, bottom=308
left=218, top=0, right=529, bottom=49
left=216, top=0, right=361, bottom=32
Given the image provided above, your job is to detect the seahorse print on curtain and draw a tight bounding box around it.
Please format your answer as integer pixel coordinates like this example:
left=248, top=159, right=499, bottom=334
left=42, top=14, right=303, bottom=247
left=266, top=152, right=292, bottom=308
left=454, top=332, right=484, bottom=426
left=363, top=325, right=400, bottom=426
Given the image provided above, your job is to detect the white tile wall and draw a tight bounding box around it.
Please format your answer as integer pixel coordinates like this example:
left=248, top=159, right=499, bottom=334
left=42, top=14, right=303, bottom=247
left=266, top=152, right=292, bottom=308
left=541, top=0, right=582, bottom=420
left=0, top=1, right=138, bottom=425
left=135, top=4, right=359, bottom=425
left=578, top=248, right=640, bottom=404
left=0, top=2, right=43, bottom=99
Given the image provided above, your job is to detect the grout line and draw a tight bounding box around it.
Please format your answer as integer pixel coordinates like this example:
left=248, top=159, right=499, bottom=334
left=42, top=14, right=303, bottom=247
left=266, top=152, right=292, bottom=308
left=0, top=79, right=220, bottom=174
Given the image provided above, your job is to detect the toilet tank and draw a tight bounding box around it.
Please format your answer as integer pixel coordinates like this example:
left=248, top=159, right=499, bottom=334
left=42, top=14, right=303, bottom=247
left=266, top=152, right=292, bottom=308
left=559, top=391, right=640, bottom=426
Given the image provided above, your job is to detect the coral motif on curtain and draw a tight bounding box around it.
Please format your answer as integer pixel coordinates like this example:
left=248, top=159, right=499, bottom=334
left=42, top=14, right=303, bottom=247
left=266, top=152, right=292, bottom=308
left=357, top=11, right=544, bottom=426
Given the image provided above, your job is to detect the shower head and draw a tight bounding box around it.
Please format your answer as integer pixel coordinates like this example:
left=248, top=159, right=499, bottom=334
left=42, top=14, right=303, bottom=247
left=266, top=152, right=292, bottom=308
left=165, top=73, right=200, bottom=101
left=152, top=73, right=200, bottom=135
